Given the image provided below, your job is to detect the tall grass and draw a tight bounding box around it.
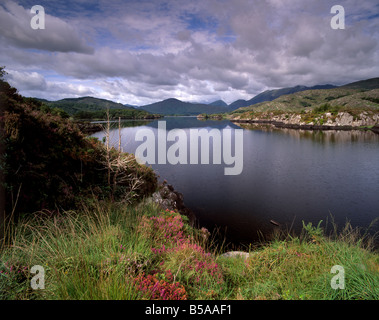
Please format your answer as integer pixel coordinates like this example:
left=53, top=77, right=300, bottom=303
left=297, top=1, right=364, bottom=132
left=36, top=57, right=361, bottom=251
left=0, top=199, right=159, bottom=299
left=1, top=199, right=378, bottom=300
left=218, top=220, right=379, bottom=300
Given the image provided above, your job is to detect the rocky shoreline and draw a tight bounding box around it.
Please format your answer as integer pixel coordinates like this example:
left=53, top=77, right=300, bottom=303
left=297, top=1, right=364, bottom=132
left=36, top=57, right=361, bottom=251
left=75, top=121, right=104, bottom=134
left=231, top=111, right=379, bottom=133
left=232, top=118, right=379, bottom=132
left=151, top=180, right=196, bottom=225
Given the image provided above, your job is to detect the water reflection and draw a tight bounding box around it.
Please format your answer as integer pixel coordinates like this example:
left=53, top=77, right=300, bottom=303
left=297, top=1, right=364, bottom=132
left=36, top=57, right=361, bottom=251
left=91, top=119, right=155, bottom=128
left=92, top=118, right=379, bottom=248
left=236, top=123, right=379, bottom=144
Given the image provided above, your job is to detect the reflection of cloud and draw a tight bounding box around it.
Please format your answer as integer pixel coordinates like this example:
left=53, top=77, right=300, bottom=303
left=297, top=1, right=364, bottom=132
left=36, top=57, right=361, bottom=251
left=1, top=0, right=379, bottom=105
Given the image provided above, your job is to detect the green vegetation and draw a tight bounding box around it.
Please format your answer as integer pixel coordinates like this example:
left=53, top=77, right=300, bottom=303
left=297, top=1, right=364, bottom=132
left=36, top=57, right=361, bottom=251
left=1, top=68, right=378, bottom=300
left=341, top=77, right=379, bottom=90
left=229, top=78, right=379, bottom=118
left=313, top=103, right=341, bottom=115
left=364, top=97, right=379, bottom=104
left=227, top=84, right=337, bottom=111
left=296, top=103, right=343, bottom=125
left=72, top=108, right=158, bottom=120
left=0, top=70, right=157, bottom=219
left=36, top=96, right=159, bottom=120
left=228, top=84, right=379, bottom=126
left=41, top=96, right=133, bottom=115
left=140, top=98, right=227, bottom=116
left=1, top=200, right=378, bottom=300
left=23, top=97, right=70, bottom=118
left=197, top=113, right=226, bottom=120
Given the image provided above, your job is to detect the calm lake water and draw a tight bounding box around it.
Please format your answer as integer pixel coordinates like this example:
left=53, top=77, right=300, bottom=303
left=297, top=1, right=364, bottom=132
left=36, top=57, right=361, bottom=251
left=92, top=117, right=379, bottom=247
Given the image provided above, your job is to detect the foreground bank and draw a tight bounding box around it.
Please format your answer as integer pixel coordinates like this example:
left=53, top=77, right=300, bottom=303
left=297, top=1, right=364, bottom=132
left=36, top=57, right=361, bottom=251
left=1, top=197, right=378, bottom=300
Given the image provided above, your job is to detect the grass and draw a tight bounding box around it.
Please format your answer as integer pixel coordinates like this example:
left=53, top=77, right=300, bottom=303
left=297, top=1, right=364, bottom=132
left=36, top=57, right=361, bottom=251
left=1, top=198, right=378, bottom=300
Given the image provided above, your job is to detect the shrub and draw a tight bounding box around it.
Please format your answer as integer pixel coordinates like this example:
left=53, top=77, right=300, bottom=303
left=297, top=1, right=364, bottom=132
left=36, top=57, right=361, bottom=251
left=1, top=78, right=157, bottom=219
left=134, top=271, right=187, bottom=300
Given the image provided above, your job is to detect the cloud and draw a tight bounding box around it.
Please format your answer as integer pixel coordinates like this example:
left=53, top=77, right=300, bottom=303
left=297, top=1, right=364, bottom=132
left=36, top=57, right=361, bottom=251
left=6, top=69, right=97, bottom=100
left=7, top=69, right=47, bottom=91
left=1, top=0, right=379, bottom=105
left=0, top=1, right=94, bottom=53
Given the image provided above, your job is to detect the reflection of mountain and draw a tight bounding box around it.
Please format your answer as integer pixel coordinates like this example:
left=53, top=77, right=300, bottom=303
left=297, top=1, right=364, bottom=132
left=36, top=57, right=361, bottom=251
left=236, top=123, right=379, bottom=144
left=92, top=119, right=155, bottom=130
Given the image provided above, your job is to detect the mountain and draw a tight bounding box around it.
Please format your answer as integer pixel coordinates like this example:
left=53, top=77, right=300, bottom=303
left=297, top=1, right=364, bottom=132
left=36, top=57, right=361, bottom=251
left=228, top=99, right=250, bottom=110
left=208, top=100, right=228, bottom=107
left=39, top=96, right=136, bottom=115
left=228, top=84, right=337, bottom=111
left=229, top=77, right=379, bottom=115
left=140, top=98, right=227, bottom=115
left=340, top=77, right=379, bottom=90
left=34, top=78, right=379, bottom=117
left=124, top=103, right=140, bottom=109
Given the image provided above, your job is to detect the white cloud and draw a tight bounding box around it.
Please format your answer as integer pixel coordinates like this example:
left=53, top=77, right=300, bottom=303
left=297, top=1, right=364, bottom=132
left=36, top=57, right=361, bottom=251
left=0, top=1, right=93, bottom=53
left=7, top=69, right=47, bottom=91
left=1, top=0, right=379, bottom=105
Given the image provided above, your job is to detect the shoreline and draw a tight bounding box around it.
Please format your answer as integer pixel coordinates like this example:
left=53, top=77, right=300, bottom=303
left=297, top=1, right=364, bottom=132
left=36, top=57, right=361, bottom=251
left=231, top=118, right=379, bottom=133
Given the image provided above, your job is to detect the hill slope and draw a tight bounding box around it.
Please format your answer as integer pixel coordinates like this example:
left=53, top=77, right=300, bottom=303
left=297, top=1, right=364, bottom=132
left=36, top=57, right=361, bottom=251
left=40, top=96, right=135, bottom=115
left=1, top=80, right=157, bottom=217
left=37, top=96, right=156, bottom=119
left=208, top=100, right=228, bottom=107
left=340, top=77, right=379, bottom=90
left=228, top=78, right=379, bottom=128
left=228, top=84, right=336, bottom=110
left=231, top=77, right=379, bottom=115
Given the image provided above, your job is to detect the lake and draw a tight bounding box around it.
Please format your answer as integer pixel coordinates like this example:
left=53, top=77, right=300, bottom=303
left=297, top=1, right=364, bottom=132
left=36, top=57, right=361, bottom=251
left=92, top=117, right=379, bottom=247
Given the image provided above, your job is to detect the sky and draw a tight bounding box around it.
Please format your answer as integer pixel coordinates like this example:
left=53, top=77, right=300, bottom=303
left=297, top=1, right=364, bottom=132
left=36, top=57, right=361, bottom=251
left=1, top=0, right=379, bottom=106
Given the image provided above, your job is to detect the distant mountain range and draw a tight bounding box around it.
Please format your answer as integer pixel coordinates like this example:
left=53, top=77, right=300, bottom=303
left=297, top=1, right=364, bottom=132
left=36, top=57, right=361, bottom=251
left=339, top=77, right=379, bottom=90
left=137, top=84, right=343, bottom=115
left=35, top=78, right=379, bottom=116
left=39, top=96, right=135, bottom=115
left=227, top=84, right=337, bottom=110
left=208, top=100, right=229, bottom=108
left=137, top=84, right=341, bottom=115
left=229, top=77, right=379, bottom=115
left=139, top=98, right=227, bottom=116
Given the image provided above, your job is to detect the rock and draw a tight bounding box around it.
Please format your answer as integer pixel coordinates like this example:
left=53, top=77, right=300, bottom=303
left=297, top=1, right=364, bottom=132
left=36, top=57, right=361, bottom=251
left=76, top=122, right=103, bottom=134
left=232, top=111, right=379, bottom=131
left=335, top=112, right=354, bottom=126
left=151, top=181, right=196, bottom=225
left=220, top=251, right=250, bottom=259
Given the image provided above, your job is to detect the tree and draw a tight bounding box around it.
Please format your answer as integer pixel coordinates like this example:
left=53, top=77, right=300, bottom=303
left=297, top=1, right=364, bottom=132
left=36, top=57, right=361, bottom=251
left=0, top=66, right=7, bottom=79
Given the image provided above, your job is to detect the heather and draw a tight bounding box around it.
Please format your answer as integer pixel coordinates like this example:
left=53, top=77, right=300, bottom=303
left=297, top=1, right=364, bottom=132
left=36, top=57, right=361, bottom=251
left=0, top=73, right=157, bottom=220
left=1, top=199, right=378, bottom=300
